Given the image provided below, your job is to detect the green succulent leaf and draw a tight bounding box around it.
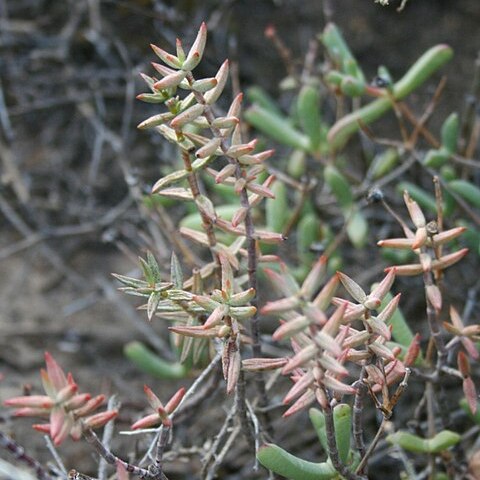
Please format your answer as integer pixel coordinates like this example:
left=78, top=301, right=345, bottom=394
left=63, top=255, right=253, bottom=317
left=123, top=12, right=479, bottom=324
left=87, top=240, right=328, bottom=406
left=386, top=430, right=460, bottom=454
left=328, top=44, right=453, bottom=150
left=448, top=180, right=480, bottom=209
left=440, top=112, right=459, bottom=153
left=266, top=181, right=289, bottom=233
left=297, top=85, right=323, bottom=152
left=324, top=165, right=353, bottom=210
left=257, top=443, right=337, bottom=480
left=124, top=341, right=187, bottom=380
left=245, top=105, right=310, bottom=151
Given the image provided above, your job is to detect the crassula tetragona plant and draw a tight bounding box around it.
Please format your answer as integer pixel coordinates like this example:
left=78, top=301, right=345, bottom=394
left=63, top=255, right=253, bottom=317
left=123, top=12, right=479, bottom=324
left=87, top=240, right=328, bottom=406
left=2, top=17, right=479, bottom=480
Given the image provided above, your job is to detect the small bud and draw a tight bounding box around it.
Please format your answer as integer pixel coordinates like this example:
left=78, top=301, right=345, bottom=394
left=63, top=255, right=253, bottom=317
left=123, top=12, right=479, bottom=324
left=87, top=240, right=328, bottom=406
left=56, top=383, right=78, bottom=404
left=376, top=293, right=401, bottom=324
left=176, top=38, right=186, bottom=62
left=143, top=385, right=163, bottom=410
left=131, top=412, right=161, bottom=430
left=136, top=92, right=167, bottom=104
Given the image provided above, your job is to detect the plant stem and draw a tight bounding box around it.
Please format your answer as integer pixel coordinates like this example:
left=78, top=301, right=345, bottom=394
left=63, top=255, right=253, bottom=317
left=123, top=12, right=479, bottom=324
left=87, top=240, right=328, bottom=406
left=0, top=431, right=52, bottom=480
left=355, top=417, right=387, bottom=475
left=155, top=425, right=171, bottom=473
left=180, top=149, right=220, bottom=273
left=82, top=426, right=168, bottom=480
left=322, top=395, right=366, bottom=480
left=185, top=72, right=271, bottom=426
left=353, top=367, right=367, bottom=463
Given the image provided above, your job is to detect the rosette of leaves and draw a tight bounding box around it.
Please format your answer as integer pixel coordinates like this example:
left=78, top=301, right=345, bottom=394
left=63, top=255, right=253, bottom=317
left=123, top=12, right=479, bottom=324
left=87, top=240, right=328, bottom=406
left=378, top=190, right=468, bottom=309
left=170, top=255, right=257, bottom=393
left=4, top=353, right=117, bottom=446
left=115, top=251, right=256, bottom=393
left=243, top=258, right=421, bottom=480
left=245, top=256, right=418, bottom=417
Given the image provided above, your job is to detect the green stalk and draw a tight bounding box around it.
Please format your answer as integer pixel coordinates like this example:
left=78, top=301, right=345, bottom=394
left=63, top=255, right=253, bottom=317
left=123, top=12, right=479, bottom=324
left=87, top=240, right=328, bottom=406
left=328, top=45, right=453, bottom=151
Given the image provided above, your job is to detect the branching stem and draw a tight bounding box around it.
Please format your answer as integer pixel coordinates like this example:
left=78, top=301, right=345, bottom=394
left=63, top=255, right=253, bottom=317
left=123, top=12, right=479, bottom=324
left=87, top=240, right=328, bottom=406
left=0, top=431, right=52, bottom=480
left=185, top=71, right=271, bottom=427
left=352, top=367, right=367, bottom=463
left=82, top=427, right=168, bottom=480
